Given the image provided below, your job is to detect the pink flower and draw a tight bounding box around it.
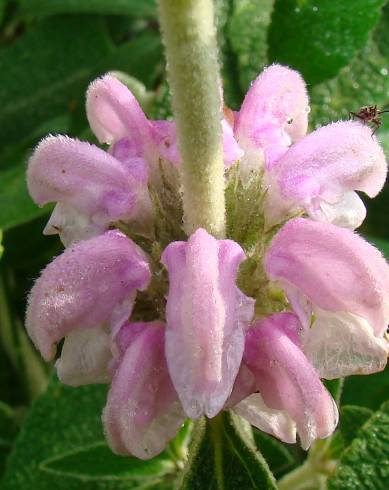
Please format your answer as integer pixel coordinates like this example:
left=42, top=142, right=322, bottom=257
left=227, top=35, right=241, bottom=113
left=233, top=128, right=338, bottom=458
left=27, top=75, right=242, bottom=246
left=233, top=313, right=338, bottom=450
left=264, top=122, right=387, bottom=229
left=103, top=322, right=185, bottom=460
left=26, top=230, right=151, bottom=371
left=234, top=64, right=310, bottom=178
left=161, top=228, right=254, bottom=418
left=87, top=74, right=243, bottom=168
left=265, top=218, right=389, bottom=379
left=28, top=135, right=152, bottom=246
left=24, top=65, right=389, bottom=460
left=233, top=64, right=387, bottom=230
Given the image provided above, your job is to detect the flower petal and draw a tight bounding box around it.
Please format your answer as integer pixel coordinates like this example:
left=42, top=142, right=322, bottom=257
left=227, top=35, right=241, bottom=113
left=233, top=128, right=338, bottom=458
left=244, top=313, right=338, bottom=450
left=303, top=308, right=388, bottom=379
left=27, top=135, right=150, bottom=244
left=86, top=74, right=153, bottom=152
left=235, top=64, right=309, bottom=177
left=152, top=119, right=243, bottom=168
left=264, top=121, right=387, bottom=227
left=56, top=325, right=111, bottom=386
left=265, top=218, right=389, bottom=337
left=103, top=322, right=185, bottom=459
left=222, top=119, right=244, bottom=167
left=308, top=191, right=367, bottom=230
left=43, top=202, right=102, bottom=246
left=152, top=120, right=181, bottom=166
left=236, top=64, right=309, bottom=144
left=233, top=394, right=297, bottom=444
left=161, top=228, right=254, bottom=418
left=225, top=364, right=256, bottom=408
left=26, top=230, right=151, bottom=360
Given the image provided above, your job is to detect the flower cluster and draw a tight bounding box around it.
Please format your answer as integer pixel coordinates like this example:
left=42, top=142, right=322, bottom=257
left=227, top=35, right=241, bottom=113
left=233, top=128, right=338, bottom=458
left=26, top=65, right=389, bottom=459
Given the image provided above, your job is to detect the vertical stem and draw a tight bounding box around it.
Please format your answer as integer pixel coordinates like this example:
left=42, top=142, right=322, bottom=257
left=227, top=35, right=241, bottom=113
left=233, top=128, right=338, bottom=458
left=158, top=0, right=226, bottom=237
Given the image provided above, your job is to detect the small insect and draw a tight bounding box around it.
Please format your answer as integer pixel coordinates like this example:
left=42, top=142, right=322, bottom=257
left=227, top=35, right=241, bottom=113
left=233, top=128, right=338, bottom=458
left=349, top=105, right=389, bottom=135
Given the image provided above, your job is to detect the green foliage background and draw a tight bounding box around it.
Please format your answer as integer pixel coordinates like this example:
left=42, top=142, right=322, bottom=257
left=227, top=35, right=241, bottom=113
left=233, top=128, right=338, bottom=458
left=0, top=0, right=389, bottom=488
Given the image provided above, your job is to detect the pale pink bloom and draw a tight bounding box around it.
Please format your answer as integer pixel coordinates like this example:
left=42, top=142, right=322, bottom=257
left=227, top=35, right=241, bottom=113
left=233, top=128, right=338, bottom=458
left=23, top=64, right=389, bottom=460
left=233, top=313, right=338, bottom=450
left=234, top=64, right=310, bottom=178
left=87, top=74, right=243, bottom=169
left=233, top=65, right=387, bottom=230
left=265, top=218, right=389, bottom=379
left=264, top=121, right=387, bottom=229
left=86, top=75, right=155, bottom=160
left=27, top=135, right=152, bottom=246
left=103, top=322, right=185, bottom=460
left=25, top=230, right=151, bottom=369
left=161, top=228, right=254, bottom=419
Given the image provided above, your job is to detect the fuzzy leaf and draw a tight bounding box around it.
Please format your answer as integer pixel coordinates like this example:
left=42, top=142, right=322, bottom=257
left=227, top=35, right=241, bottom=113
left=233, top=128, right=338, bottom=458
left=215, top=0, right=243, bottom=109
left=0, top=17, right=111, bottom=148
left=228, top=0, right=273, bottom=92
left=328, top=401, right=389, bottom=489
left=0, top=164, right=51, bottom=231
left=40, top=442, right=174, bottom=482
left=1, top=379, right=176, bottom=490
left=338, top=406, right=373, bottom=448
left=341, top=364, right=389, bottom=410
left=268, top=0, right=385, bottom=85
left=178, top=412, right=278, bottom=490
left=253, top=429, right=295, bottom=477
left=309, top=41, right=389, bottom=128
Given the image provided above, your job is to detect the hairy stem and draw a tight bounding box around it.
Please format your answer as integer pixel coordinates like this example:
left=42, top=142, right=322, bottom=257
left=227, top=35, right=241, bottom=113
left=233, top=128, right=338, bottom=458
left=158, top=0, right=226, bottom=237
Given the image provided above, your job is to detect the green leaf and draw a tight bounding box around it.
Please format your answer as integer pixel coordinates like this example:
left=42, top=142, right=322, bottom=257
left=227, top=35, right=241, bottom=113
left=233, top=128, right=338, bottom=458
left=0, top=16, right=111, bottom=147
left=373, top=2, right=389, bottom=58
left=19, top=0, right=156, bottom=18
left=253, top=429, right=295, bottom=476
left=1, top=379, right=176, bottom=489
left=178, top=411, right=278, bottom=490
left=341, top=364, right=389, bottom=410
left=40, top=441, right=174, bottom=482
left=328, top=400, right=389, bottom=489
left=0, top=0, right=5, bottom=26
left=228, top=0, right=273, bottom=92
left=323, top=378, right=344, bottom=406
left=268, top=0, right=385, bottom=85
left=309, top=41, right=389, bottom=128
left=0, top=163, right=51, bottom=231
left=338, top=406, right=373, bottom=448
left=0, top=401, right=18, bottom=449
left=215, top=0, right=243, bottom=109
left=0, top=401, right=18, bottom=477
left=104, top=33, right=163, bottom=90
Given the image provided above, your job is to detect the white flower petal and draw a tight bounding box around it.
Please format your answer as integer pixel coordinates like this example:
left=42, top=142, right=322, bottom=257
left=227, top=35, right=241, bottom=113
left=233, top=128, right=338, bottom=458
left=303, top=308, right=389, bottom=379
